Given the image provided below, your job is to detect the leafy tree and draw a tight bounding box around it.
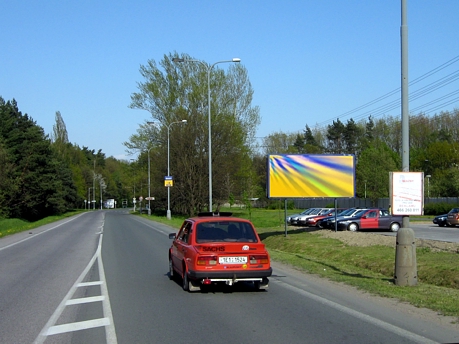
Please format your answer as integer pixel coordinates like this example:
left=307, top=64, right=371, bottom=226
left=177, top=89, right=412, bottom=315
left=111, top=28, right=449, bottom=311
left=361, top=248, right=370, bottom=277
left=261, top=132, right=297, bottom=155
left=128, top=53, right=260, bottom=215
left=0, top=138, right=17, bottom=218
left=0, top=98, right=77, bottom=220
left=293, top=133, right=305, bottom=153
left=293, top=125, right=323, bottom=154
left=343, top=118, right=362, bottom=155
left=325, top=119, right=345, bottom=153
left=356, top=141, right=400, bottom=204
left=50, top=111, right=69, bottom=160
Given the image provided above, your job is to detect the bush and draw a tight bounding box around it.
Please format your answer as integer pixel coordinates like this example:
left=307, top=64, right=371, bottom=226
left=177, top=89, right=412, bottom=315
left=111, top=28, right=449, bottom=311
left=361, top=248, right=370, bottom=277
left=424, top=202, right=458, bottom=215
left=266, top=200, right=295, bottom=210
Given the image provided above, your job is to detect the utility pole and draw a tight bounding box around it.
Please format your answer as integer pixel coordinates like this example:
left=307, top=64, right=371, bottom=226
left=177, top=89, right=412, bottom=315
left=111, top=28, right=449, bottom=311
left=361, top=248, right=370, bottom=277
left=401, top=0, right=410, bottom=228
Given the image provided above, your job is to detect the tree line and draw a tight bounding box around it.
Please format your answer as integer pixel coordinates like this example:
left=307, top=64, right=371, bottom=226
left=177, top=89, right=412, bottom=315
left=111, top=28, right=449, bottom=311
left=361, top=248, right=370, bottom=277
left=260, top=109, right=459, bottom=203
left=1, top=51, right=458, bottom=221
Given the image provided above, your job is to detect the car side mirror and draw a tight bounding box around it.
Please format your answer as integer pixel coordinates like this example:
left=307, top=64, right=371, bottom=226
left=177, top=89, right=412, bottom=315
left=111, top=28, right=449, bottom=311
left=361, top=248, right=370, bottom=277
left=361, top=215, right=367, bottom=219
left=168, top=233, right=176, bottom=239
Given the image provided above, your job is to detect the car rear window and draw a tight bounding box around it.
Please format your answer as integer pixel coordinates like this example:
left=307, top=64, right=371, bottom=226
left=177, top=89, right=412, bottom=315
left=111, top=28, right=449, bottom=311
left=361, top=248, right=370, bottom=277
left=196, top=221, right=258, bottom=243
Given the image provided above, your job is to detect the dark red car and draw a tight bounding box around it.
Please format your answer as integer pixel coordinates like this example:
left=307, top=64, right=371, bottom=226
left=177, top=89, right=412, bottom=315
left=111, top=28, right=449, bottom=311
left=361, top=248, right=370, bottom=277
left=336, top=208, right=403, bottom=232
left=305, top=208, right=345, bottom=227
left=168, top=212, right=272, bottom=292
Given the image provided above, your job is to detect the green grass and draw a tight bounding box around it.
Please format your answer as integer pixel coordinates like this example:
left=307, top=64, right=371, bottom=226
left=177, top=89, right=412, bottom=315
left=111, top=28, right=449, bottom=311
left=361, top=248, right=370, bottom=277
left=2, top=207, right=458, bottom=319
left=260, top=229, right=459, bottom=317
left=0, top=210, right=85, bottom=238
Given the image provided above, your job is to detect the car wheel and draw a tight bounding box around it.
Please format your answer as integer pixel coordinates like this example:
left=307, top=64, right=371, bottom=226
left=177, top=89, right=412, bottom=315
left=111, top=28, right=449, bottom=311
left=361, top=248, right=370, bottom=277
left=182, top=270, right=189, bottom=291
left=182, top=271, right=200, bottom=292
left=254, top=278, right=269, bottom=291
left=390, top=222, right=400, bottom=232
left=169, top=258, right=175, bottom=280
left=348, top=223, right=359, bottom=232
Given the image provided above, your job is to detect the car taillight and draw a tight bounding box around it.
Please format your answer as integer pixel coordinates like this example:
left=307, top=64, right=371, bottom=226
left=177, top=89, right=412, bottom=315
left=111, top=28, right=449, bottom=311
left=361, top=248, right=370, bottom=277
left=250, top=255, right=269, bottom=264
left=197, top=256, right=217, bottom=266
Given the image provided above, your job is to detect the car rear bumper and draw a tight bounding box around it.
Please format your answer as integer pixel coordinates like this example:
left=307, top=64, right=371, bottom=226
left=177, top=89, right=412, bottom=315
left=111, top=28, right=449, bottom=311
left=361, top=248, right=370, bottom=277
left=188, top=268, right=273, bottom=281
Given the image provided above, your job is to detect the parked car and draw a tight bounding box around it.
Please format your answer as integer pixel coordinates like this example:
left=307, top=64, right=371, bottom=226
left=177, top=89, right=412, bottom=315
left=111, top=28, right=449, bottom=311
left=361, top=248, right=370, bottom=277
left=432, top=214, right=448, bottom=227
left=336, top=208, right=403, bottom=232
left=287, top=208, right=314, bottom=226
left=296, top=208, right=332, bottom=226
left=168, top=212, right=272, bottom=292
left=317, top=208, right=363, bottom=229
left=305, top=208, right=345, bottom=227
left=446, top=208, right=459, bottom=226
left=287, top=208, right=321, bottom=226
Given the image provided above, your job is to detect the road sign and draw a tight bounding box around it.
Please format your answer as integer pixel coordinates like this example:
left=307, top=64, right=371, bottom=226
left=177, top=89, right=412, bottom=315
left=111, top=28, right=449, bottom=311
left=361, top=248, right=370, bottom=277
left=145, top=197, right=155, bottom=200
left=165, top=176, right=173, bottom=187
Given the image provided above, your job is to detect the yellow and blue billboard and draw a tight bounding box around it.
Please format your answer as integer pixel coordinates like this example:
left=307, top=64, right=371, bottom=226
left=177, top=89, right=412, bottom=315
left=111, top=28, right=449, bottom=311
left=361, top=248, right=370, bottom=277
left=267, top=154, right=355, bottom=198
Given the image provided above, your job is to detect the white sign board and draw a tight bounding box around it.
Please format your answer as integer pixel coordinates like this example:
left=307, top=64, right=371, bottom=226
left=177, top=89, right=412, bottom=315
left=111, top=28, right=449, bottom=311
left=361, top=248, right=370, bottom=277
left=390, top=172, right=424, bottom=215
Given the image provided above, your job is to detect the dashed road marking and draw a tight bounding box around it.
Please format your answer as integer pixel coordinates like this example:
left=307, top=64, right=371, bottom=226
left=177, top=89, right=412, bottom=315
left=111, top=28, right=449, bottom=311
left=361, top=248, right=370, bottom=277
left=34, top=215, right=117, bottom=344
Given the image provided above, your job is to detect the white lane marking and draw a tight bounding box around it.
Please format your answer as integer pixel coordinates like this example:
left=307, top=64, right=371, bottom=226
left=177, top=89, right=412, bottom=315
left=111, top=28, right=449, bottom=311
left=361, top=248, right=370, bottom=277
left=98, top=234, right=118, bottom=344
left=79, top=281, right=103, bottom=287
left=66, top=295, right=105, bottom=305
left=0, top=213, right=87, bottom=252
left=46, top=318, right=110, bottom=336
left=34, top=215, right=118, bottom=344
left=273, top=278, right=437, bottom=344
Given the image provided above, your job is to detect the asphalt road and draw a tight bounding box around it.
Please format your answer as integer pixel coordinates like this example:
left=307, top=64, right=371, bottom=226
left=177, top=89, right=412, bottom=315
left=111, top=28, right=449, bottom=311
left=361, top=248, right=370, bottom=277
left=372, top=222, right=459, bottom=242
left=1, top=210, right=458, bottom=343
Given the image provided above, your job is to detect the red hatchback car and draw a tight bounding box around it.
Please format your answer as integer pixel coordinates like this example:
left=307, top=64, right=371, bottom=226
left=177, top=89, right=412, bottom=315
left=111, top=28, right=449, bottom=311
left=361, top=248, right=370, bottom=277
left=168, top=212, right=272, bottom=292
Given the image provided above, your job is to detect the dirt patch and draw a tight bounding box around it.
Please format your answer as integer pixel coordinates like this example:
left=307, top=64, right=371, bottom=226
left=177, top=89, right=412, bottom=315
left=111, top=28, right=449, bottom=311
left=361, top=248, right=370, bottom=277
left=314, top=229, right=459, bottom=253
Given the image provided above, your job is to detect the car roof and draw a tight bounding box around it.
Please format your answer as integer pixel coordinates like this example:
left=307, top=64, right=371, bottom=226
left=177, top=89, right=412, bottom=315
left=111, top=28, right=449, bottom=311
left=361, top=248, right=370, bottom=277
left=186, top=212, right=251, bottom=224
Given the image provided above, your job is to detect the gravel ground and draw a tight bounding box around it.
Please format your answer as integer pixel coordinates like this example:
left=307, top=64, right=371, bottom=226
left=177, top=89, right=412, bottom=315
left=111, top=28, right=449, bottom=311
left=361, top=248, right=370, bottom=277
left=315, top=229, right=459, bottom=253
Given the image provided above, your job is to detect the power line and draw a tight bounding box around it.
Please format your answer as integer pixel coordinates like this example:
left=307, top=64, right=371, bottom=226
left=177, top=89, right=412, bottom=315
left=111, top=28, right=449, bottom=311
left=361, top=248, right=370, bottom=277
left=315, top=55, right=459, bottom=128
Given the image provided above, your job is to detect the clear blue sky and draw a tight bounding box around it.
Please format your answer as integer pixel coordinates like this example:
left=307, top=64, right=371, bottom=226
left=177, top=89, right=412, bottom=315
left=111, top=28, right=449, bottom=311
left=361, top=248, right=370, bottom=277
left=1, top=1, right=458, bottom=160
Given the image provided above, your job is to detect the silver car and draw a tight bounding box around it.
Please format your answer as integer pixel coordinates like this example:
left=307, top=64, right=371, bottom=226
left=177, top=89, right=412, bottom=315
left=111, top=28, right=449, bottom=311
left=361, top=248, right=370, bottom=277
left=296, top=208, right=332, bottom=226
left=287, top=208, right=317, bottom=226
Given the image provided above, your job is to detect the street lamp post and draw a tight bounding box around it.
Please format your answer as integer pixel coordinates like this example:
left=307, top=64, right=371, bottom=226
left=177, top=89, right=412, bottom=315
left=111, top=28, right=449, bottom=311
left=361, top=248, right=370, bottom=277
left=166, top=119, right=187, bottom=220
left=88, top=187, right=93, bottom=210
left=100, top=181, right=102, bottom=210
left=172, top=57, right=240, bottom=211
left=130, top=159, right=136, bottom=212
left=428, top=176, right=431, bottom=198
left=93, top=160, right=96, bottom=210
left=147, top=147, right=153, bottom=215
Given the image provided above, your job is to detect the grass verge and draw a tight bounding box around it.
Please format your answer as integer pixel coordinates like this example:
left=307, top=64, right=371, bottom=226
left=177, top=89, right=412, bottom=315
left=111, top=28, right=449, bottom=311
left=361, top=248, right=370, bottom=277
left=260, top=228, right=459, bottom=318
left=0, top=210, right=85, bottom=238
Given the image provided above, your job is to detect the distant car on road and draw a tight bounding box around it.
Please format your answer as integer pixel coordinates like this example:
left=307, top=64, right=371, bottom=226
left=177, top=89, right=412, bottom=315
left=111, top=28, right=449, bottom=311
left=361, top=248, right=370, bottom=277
left=336, top=208, right=403, bottom=232
left=168, top=212, right=272, bottom=292
left=446, top=208, right=459, bottom=226
left=432, top=214, right=448, bottom=227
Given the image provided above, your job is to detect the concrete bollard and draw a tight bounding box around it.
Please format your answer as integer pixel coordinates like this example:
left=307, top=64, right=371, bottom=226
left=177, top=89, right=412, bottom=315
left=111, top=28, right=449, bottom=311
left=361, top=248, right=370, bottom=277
left=394, top=227, right=417, bottom=286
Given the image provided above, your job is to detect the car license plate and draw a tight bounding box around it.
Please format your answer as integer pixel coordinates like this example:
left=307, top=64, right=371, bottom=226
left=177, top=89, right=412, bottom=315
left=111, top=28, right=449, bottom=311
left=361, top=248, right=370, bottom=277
left=219, top=256, right=247, bottom=264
